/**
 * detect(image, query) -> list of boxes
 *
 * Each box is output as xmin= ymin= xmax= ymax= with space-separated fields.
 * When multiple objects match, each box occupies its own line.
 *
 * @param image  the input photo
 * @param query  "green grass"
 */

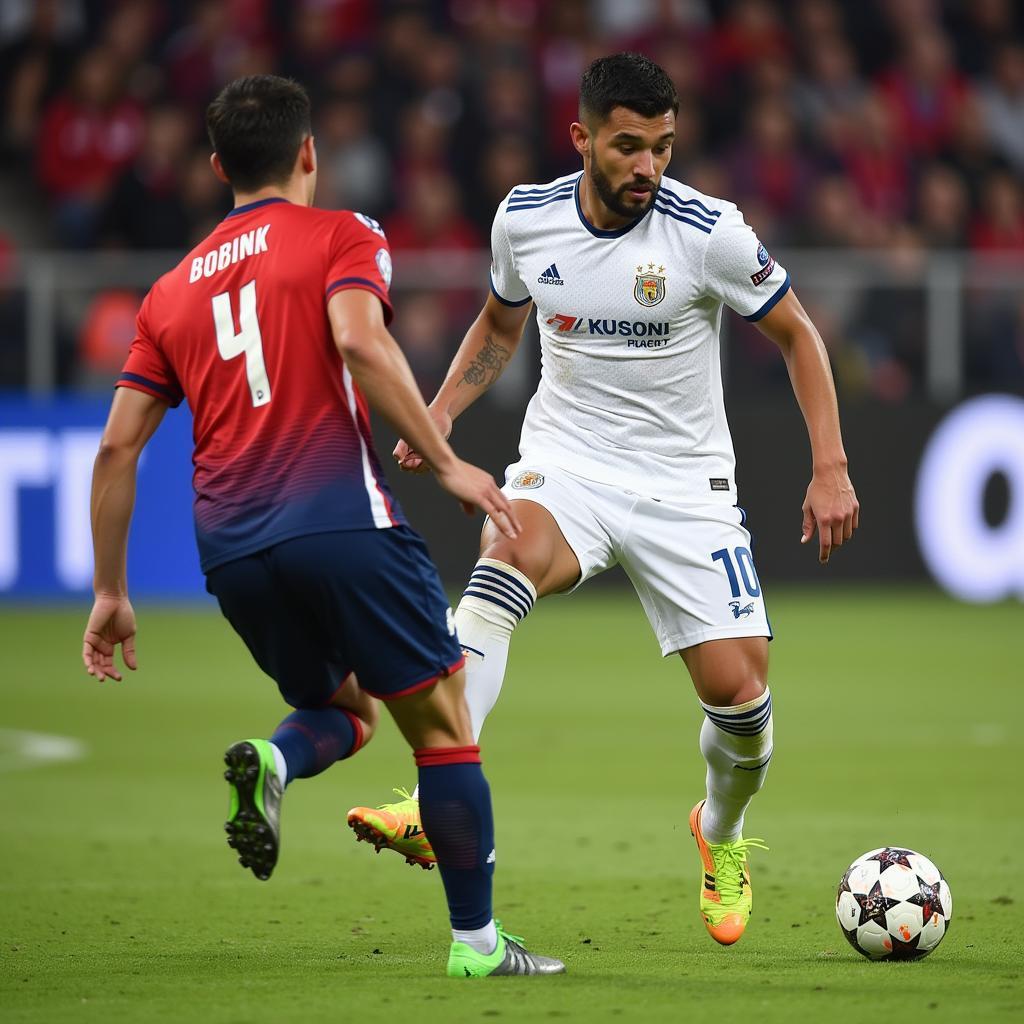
xmin=1 ymin=588 xmax=1021 ymax=1023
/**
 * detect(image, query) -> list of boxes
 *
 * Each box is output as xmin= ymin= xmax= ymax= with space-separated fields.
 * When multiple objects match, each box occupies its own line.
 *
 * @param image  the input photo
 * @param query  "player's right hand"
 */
xmin=82 ymin=593 xmax=138 ymax=682
xmin=393 ymin=407 xmax=453 ymax=474
xmin=435 ymin=458 xmax=521 ymax=539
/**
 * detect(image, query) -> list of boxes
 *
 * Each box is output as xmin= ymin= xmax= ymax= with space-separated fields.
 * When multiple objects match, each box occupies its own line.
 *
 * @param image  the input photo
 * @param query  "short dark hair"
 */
xmin=206 ymin=75 xmax=311 ymax=192
xmin=579 ymin=53 xmax=679 ymax=127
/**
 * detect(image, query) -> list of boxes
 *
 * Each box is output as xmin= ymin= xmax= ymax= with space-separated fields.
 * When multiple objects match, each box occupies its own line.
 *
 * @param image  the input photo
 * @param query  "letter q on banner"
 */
xmin=915 ymin=394 xmax=1024 ymax=603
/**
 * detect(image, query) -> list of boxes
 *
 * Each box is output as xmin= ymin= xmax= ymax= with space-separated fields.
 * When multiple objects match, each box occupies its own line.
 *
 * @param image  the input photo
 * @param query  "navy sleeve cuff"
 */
xmin=743 ymin=272 xmax=791 ymax=323
xmin=116 ymin=372 xmax=184 ymax=407
xmin=489 ymin=272 xmax=531 ymax=308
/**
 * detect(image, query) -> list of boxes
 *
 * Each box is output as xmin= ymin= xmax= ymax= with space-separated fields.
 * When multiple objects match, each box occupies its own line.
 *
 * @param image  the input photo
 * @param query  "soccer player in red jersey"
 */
xmin=80 ymin=75 xmax=563 ymax=977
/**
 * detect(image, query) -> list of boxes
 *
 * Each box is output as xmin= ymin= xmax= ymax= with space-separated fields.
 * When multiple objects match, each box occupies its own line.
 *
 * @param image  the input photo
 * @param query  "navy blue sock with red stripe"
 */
xmin=416 ymin=745 xmax=495 ymax=930
xmin=270 ymin=707 xmax=361 ymax=784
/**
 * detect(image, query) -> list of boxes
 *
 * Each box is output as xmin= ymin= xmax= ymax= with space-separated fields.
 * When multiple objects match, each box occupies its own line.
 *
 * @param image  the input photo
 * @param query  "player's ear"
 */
xmin=299 ymin=135 xmax=316 ymax=175
xmin=210 ymin=152 xmax=230 ymax=186
xmin=569 ymin=121 xmax=590 ymax=159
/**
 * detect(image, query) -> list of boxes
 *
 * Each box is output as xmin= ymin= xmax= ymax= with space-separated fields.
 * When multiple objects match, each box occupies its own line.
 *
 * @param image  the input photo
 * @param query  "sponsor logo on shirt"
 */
xmin=750 ymin=243 xmax=775 ymax=286
xmin=511 ymin=471 xmax=544 ymax=489
xmin=545 ymin=312 xmax=671 ymax=348
xmin=634 ymin=262 xmax=666 ymax=306
xmin=537 ymin=262 xmax=564 ymax=285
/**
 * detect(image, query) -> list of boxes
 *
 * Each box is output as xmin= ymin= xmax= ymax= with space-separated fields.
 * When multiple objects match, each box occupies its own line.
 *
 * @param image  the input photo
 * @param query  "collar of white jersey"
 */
xmin=574 ymin=173 xmax=654 ymax=239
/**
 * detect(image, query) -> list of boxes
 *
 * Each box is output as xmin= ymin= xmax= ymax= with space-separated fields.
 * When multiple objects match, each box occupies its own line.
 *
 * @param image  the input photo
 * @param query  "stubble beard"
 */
xmin=589 ymin=159 xmax=656 ymax=221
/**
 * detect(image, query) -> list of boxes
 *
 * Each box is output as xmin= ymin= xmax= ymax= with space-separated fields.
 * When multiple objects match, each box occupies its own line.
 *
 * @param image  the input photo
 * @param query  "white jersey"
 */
xmin=489 ymin=171 xmax=791 ymax=503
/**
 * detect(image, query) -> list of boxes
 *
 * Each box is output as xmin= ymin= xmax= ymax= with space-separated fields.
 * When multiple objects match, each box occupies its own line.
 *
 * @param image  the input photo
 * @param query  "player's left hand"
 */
xmin=82 ymin=593 xmax=138 ymax=682
xmin=801 ymin=464 xmax=859 ymax=565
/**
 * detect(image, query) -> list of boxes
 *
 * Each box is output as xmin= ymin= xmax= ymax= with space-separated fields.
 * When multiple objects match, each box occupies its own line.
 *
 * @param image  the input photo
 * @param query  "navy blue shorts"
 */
xmin=205 ymin=526 xmax=464 ymax=708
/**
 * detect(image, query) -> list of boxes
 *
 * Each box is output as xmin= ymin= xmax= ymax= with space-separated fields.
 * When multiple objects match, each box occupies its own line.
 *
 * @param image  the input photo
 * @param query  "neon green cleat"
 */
xmin=689 ymin=800 xmax=768 ymax=945
xmin=223 ymin=739 xmax=282 ymax=881
xmin=447 ymin=922 xmax=565 ymax=977
xmin=347 ymin=788 xmax=436 ymax=869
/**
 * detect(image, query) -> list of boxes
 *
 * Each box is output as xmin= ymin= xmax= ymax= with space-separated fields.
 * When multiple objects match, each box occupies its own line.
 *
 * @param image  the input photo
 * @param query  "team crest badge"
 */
xmin=634 ymin=263 xmax=666 ymax=307
xmin=511 ymin=470 xmax=544 ymax=490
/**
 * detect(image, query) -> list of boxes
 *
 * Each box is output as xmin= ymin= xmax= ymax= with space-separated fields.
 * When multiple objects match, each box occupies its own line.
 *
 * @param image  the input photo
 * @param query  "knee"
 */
xmin=478 ymin=539 xmax=542 ymax=585
xmin=684 ymin=637 xmax=769 ymax=708
xmin=700 ymin=676 xmax=764 ymax=708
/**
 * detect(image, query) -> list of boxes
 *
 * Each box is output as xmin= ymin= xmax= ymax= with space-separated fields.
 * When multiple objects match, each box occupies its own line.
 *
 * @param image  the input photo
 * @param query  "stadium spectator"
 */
xmin=36 ymin=46 xmax=145 ymax=246
xmin=979 ymin=43 xmax=1024 ymax=175
xmin=538 ymin=0 xmax=598 ymax=171
xmin=383 ymin=168 xmax=482 ymax=253
xmin=470 ymin=132 xmax=538 ymax=231
xmin=0 ymin=0 xmax=80 ymax=156
xmin=392 ymin=99 xmax=456 ymax=191
xmin=392 ymin=289 xmax=457 ymax=394
xmin=100 ymin=104 xmax=193 ymax=249
xmin=916 ymin=163 xmax=970 ymax=249
xmin=876 ymin=29 xmax=968 ymax=157
xmin=179 ymin=147 xmax=231 ymax=244
xmin=726 ymin=98 xmax=814 ymax=225
xmin=847 ymin=225 xmax=928 ymax=403
xmin=839 ymin=90 xmax=911 ymax=224
xmin=708 ymin=0 xmax=790 ymax=87
xmin=316 ymin=94 xmax=391 ymax=216
xmin=99 ymin=0 xmax=162 ymax=99
xmin=480 ymin=64 xmax=544 ymax=158
xmin=793 ymin=33 xmax=866 ymax=149
xmin=948 ymin=0 xmax=1021 ymax=75
xmin=162 ymin=0 xmax=250 ymax=111
xmin=797 ymin=175 xmax=880 ymax=248
xmin=970 ymin=169 xmax=1024 ymax=252
xmin=592 ymin=0 xmax=710 ymax=41
xmin=940 ymin=89 xmax=1006 ymax=207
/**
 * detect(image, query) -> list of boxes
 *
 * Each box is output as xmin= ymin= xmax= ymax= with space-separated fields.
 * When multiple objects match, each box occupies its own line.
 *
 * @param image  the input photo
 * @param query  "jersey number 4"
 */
xmin=211 ymin=280 xmax=271 ymax=407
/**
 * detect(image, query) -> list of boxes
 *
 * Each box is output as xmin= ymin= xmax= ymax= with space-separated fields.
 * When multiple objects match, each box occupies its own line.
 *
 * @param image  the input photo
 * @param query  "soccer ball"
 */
xmin=835 ymin=847 xmax=952 ymax=960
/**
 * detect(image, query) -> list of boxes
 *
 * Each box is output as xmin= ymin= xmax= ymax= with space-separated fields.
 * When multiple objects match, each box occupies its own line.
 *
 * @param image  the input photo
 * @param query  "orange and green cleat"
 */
xmin=347 ymin=788 xmax=435 ymax=869
xmin=689 ymin=799 xmax=768 ymax=945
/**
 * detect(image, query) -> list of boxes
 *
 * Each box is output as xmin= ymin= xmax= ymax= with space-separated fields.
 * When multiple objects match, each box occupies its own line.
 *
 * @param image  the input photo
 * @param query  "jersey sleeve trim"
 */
xmin=116 ymin=372 xmax=184 ymax=407
xmin=742 ymin=273 xmax=792 ymax=322
xmin=489 ymin=271 xmax=532 ymax=307
xmin=326 ymin=276 xmax=394 ymax=322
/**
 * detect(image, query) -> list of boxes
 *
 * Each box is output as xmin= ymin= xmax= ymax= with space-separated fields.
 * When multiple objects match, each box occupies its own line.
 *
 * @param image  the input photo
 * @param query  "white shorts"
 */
xmin=503 ymin=462 xmax=772 ymax=656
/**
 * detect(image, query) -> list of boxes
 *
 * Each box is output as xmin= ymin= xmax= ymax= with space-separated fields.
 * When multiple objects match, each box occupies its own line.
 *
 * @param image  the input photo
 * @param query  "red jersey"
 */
xmin=117 ymin=197 xmax=405 ymax=572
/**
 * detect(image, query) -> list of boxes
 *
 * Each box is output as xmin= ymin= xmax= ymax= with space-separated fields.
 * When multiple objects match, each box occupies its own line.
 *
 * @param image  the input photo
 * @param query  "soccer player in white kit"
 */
xmin=348 ymin=53 xmax=859 ymax=948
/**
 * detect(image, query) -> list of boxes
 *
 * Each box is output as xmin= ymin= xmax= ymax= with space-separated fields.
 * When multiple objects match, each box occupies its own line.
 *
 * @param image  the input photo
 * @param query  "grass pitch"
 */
xmin=1 ymin=587 xmax=1021 ymax=1023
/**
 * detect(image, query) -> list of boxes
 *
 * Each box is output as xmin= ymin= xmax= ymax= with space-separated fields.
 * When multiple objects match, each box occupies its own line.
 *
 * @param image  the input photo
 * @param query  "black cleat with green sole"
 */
xmin=223 ymin=739 xmax=282 ymax=882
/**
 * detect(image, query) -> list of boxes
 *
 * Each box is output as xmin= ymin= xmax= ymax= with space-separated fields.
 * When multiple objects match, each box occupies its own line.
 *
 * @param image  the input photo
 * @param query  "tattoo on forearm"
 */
xmin=459 ymin=333 xmax=510 ymax=388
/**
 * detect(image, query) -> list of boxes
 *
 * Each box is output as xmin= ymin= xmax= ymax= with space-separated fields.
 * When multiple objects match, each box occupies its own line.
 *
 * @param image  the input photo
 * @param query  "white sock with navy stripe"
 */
xmin=698 ymin=688 xmax=773 ymax=844
xmin=455 ymin=558 xmax=537 ymax=740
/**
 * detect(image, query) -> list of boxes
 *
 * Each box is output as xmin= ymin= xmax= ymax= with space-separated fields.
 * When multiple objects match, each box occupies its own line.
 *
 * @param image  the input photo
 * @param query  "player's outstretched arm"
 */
xmin=328 ymin=289 xmax=520 ymax=538
xmin=755 ymin=289 xmax=860 ymax=565
xmin=393 ymin=292 xmax=533 ymax=473
xmin=83 ymin=387 xmax=167 ymax=681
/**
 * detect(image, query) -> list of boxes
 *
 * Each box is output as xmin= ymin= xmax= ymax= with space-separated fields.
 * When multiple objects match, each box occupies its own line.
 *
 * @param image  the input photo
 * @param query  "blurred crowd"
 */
xmin=2 ymin=0 xmax=1023 ymax=398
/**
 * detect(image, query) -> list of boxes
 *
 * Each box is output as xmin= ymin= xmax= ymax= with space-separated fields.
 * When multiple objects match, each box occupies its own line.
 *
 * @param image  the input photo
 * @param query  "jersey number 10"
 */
xmin=211 ymin=280 xmax=271 ymax=407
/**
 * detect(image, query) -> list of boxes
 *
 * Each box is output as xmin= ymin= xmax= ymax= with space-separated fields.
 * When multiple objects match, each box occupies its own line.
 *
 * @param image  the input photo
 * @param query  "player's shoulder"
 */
xmin=652 ymin=175 xmax=739 ymax=240
xmin=308 ymin=206 xmax=389 ymax=241
xmin=501 ymin=172 xmax=581 ymax=218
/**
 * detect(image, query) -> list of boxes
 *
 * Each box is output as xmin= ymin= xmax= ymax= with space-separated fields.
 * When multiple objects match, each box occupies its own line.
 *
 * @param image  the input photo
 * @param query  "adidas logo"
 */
xmin=537 ymin=263 xmax=564 ymax=286
xmin=486 ymin=848 xmax=496 ymax=864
